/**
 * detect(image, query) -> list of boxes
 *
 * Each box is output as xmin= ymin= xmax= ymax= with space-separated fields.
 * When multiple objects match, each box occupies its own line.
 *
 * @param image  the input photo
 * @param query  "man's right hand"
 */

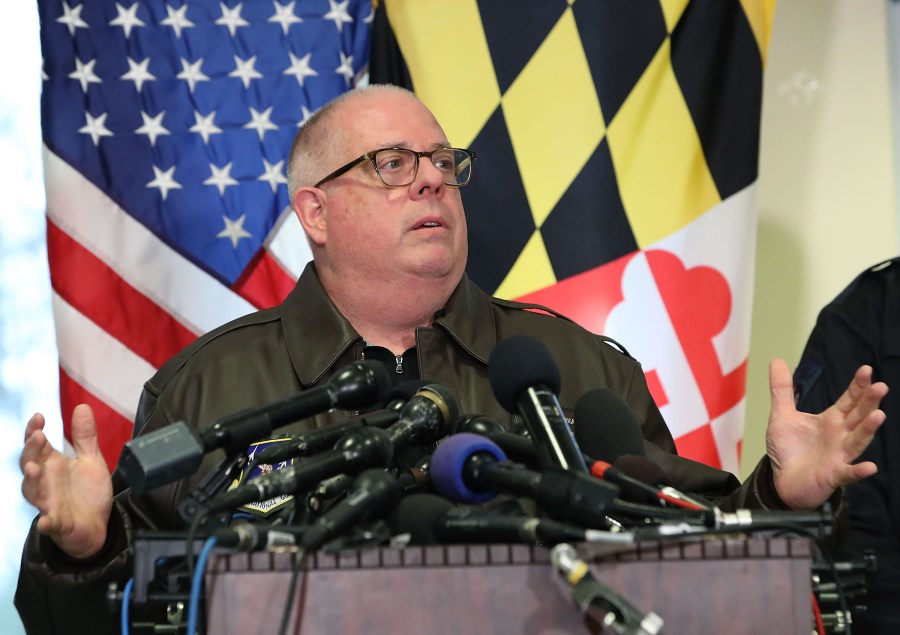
xmin=20 ymin=404 xmax=114 ymax=559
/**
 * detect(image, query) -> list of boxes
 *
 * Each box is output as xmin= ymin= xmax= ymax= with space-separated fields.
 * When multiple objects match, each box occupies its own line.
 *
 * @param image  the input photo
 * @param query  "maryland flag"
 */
xmin=374 ymin=0 xmax=776 ymax=474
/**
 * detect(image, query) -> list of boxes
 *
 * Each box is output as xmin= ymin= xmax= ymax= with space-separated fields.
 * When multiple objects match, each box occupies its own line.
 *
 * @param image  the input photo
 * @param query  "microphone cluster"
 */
xmin=117 ymin=336 xmax=833 ymax=557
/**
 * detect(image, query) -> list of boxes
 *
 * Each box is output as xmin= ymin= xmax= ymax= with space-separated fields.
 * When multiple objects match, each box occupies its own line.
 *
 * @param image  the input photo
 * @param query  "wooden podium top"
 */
xmin=204 ymin=536 xmax=814 ymax=634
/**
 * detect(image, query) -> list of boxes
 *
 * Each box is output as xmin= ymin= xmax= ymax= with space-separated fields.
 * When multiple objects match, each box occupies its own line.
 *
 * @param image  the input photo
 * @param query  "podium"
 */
xmin=204 ymin=537 xmax=813 ymax=634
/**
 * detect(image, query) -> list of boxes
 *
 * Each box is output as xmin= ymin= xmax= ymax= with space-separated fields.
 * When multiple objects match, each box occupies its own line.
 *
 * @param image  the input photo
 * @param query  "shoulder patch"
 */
xmin=228 ymin=438 xmax=298 ymax=517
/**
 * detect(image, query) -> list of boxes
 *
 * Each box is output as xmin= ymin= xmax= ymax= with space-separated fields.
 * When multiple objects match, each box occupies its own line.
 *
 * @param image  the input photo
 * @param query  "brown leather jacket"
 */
xmin=15 ymin=263 xmax=823 ymax=634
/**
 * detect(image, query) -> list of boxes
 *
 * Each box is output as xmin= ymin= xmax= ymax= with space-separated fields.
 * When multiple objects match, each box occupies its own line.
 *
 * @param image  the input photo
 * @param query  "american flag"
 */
xmin=37 ymin=0 xmax=373 ymax=470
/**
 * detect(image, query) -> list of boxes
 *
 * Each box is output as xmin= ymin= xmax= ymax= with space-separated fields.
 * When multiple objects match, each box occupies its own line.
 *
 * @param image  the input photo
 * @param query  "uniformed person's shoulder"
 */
xmin=829 ymin=256 xmax=899 ymax=309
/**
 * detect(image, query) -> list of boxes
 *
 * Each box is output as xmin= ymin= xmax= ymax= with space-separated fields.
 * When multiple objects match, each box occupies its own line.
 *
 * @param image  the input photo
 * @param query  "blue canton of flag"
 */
xmin=41 ymin=0 xmax=372 ymax=284
xmin=37 ymin=0 xmax=373 ymax=469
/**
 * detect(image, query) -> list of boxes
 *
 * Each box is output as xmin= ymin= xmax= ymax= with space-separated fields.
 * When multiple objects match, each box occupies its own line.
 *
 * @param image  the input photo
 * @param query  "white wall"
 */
xmin=742 ymin=0 xmax=899 ymax=479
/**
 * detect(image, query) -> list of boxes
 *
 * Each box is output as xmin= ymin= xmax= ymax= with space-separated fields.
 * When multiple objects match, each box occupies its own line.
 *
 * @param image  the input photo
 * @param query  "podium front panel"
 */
xmin=204 ymin=537 xmax=813 ymax=634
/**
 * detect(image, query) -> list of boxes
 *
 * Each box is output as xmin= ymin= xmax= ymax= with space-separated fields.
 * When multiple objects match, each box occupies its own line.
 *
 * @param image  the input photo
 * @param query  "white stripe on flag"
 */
xmin=265 ymin=206 xmax=312 ymax=280
xmin=53 ymin=292 xmax=155 ymax=421
xmin=43 ymin=146 xmax=256 ymax=335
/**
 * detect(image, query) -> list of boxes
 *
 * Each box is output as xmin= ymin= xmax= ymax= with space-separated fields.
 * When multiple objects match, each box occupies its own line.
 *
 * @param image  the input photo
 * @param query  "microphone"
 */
xmin=453 ymin=413 xmax=710 ymax=513
xmin=387 ymin=493 xmax=453 ymax=545
xmin=435 ymin=507 xmax=603 ymax=546
xmin=254 ymin=379 xmax=429 ymax=466
xmin=204 ymin=383 xmax=457 ymax=512
xmin=301 ymin=469 xmax=402 ymax=551
xmin=451 ymin=414 xmax=540 ymax=467
xmin=396 ymin=455 xmax=432 ymax=493
xmin=214 ymin=522 xmax=306 ymax=552
xmin=612 ymin=455 xmax=712 ymax=511
xmin=589 ymin=458 xmax=667 ymax=507
xmin=118 ymin=360 xmax=391 ymax=493
xmin=430 ymin=433 xmax=623 ymax=529
xmin=551 ymin=543 xmax=664 ymax=635
xmin=573 ymin=387 xmax=646 ymax=461
xmin=387 ymin=493 xmax=609 ymax=546
xmin=488 ymin=335 xmax=588 ymax=473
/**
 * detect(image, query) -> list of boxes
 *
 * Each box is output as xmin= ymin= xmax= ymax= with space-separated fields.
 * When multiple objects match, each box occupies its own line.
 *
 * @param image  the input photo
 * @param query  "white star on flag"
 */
xmin=205 ymin=163 xmax=240 ymax=196
xmin=146 ymin=165 xmax=182 ymax=200
xmin=217 ymin=214 xmax=253 ymax=248
xmin=57 ymin=2 xmax=89 ymax=36
xmin=245 ymin=107 xmax=279 ymax=141
xmin=78 ymin=112 xmax=113 ymax=145
xmin=110 ymin=3 xmax=145 ymax=38
xmin=230 ymin=56 xmax=263 ymax=89
xmin=135 ymin=112 xmax=170 ymax=146
xmin=284 ymin=51 xmax=318 ymax=87
xmin=177 ymin=58 xmax=209 ymax=93
xmin=190 ymin=111 xmax=223 ymax=144
xmin=162 ymin=4 xmax=194 ymax=38
xmin=324 ymin=0 xmax=354 ymax=33
xmin=258 ymin=159 xmax=288 ymax=192
xmin=335 ymin=51 xmax=354 ymax=86
xmin=70 ymin=58 xmax=102 ymax=92
xmin=216 ymin=2 xmax=249 ymax=37
xmin=269 ymin=1 xmax=303 ymax=34
xmin=121 ymin=57 xmax=156 ymax=92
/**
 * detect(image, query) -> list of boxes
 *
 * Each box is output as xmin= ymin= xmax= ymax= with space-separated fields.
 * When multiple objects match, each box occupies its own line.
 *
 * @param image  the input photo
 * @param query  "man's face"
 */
xmin=313 ymin=92 xmax=469 ymax=286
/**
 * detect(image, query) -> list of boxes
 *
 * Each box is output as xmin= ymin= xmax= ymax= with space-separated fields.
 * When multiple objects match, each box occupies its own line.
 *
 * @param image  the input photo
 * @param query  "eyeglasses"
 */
xmin=314 ymin=147 xmax=477 ymax=188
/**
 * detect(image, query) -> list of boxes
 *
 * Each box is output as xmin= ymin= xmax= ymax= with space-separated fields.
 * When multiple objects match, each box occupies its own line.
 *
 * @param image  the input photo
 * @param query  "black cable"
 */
xmin=277 ymin=548 xmax=309 ymax=635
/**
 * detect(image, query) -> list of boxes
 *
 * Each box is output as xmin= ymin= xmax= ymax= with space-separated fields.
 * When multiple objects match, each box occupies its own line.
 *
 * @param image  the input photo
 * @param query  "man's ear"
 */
xmin=293 ymin=187 xmax=327 ymax=246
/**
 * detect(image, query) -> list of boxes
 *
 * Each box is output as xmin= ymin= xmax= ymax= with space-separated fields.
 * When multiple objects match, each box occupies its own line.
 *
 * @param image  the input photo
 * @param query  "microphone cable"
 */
xmin=187 ymin=535 xmax=218 ymax=635
xmin=277 ymin=547 xmax=310 ymax=635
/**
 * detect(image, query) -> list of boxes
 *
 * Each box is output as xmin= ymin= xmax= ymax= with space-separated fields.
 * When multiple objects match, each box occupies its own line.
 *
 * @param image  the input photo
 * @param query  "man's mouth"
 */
xmin=415 ymin=220 xmax=443 ymax=229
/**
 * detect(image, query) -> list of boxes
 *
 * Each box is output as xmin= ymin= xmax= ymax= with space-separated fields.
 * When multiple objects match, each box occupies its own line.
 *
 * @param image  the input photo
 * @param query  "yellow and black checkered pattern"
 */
xmin=376 ymin=0 xmax=774 ymax=298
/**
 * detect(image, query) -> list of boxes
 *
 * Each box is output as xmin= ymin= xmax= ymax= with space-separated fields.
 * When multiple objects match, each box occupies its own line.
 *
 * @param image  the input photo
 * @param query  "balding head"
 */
xmin=287 ymin=84 xmax=421 ymax=200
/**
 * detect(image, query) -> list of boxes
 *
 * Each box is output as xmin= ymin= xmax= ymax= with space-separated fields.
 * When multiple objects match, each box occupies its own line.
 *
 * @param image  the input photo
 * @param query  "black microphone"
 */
xmin=204 ymin=383 xmax=457 ymax=512
xmin=430 ymin=433 xmax=624 ymax=529
xmin=488 ymin=335 xmax=588 ymax=473
xmin=204 ymin=426 xmax=394 ymax=512
xmin=387 ymin=493 xmax=453 ymax=545
xmin=255 ymin=411 xmax=399 ymax=467
xmin=612 ymin=455 xmax=711 ymax=511
xmin=396 ymin=455 xmax=432 ymax=493
xmin=254 ymin=379 xmax=429 ymax=466
xmin=434 ymin=507 xmax=599 ymax=546
xmin=387 ymin=493 xmax=603 ymax=546
xmin=573 ymin=387 xmax=646 ymax=461
xmin=306 ymin=473 xmax=354 ymax=512
xmin=589 ymin=458 xmax=666 ymax=507
xmin=451 ymin=414 xmax=539 ymax=467
xmin=214 ymin=522 xmax=306 ymax=552
xmin=301 ymin=469 xmax=402 ymax=551
xmin=118 ymin=360 xmax=391 ymax=493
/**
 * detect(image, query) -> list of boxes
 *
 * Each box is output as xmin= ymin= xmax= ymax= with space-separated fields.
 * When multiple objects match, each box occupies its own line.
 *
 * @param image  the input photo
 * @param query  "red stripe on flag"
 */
xmin=232 ymin=249 xmax=297 ymax=309
xmin=46 ymin=220 xmax=198 ymax=368
xmin=59 ymin=369 xmax=134 ymax=472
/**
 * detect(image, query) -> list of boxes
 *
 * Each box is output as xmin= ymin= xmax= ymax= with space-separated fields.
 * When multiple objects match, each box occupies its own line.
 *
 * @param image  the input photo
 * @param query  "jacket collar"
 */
xmin=280 ymin=263 xmax=500 ymax=384
xmin=281 ymin=262 xmax=361 ymax=386
xmin=432 ymin=272 xmax=498 ymax=365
